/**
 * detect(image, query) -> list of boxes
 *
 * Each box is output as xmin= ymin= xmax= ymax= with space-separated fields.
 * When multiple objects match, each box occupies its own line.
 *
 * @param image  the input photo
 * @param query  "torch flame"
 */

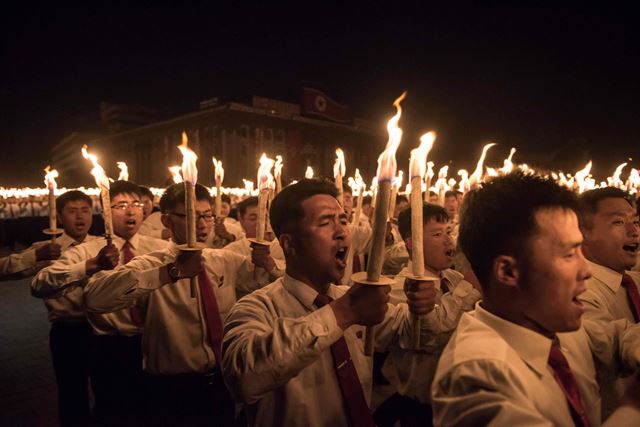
xmin=393 ymin=170 xmax=404 ymax=188
xmin=274 ymin=155 xmax=283 ymax=179
xmin=116 ymin=162 xmax=129 ymax=181
xmin=611 ymin=162 xmax=628 ymax=188
xmin=354 ymin=168 xmax=365 ymax=196
xmin=243 ymin=179 xmax=254 ymax=194
xmin=177 ymin=132 xmax=198 ymax=185
xmin=168 ymin=166 xmax=183 ymax=184
xmin=334 ymin=148 xmax=346 ymax=178
xmin=409 ymin=131 xmax=436 ymax=179
xmin=457 ymin=169 xmax=469 ymax=193
xmin=305 ymin=166 xmax=314 ymax=179
xmin=258 ymin=153 xmax=275 ymax=191
xmin=377 ymin=92 xmax=407 ymax=181
xmin=574 ymin=160 xmax=592 ymax=193
xmin=81 ymin=145 xmax=111 ymax=189
xmin=500 ymin=147 xmax=516 ymax=174
xmin=212 ymin=157 xmax=224 ymax=183
xmin=470 ymin=142 xmax=497 ymax=186
xmin=44 ymin=166 xmax=59 ymax=189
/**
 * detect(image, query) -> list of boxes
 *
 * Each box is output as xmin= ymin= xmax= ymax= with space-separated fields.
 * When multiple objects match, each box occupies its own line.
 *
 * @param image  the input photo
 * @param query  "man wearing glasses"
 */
xmin=33 ymin=180 xmax=170 ymax=424
xmin=84 ymin=183 xmax=259 ymax=426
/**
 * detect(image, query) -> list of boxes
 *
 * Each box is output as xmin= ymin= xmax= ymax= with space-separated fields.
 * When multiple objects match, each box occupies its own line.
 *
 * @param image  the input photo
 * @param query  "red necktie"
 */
xmin=548 ymin=339 xmax=591 ymax=427
xmin=440 ymin=277 xmax=451 ymax=294
xmin=197 ymin=270 xmax=224 ymax=365
xmin=122 ymin=241 xmax=144 ymax=326
xmin=621 ymin=274 xmax=640 ymax=322
xmin=314 ymin=294 xmax=375 ymax=427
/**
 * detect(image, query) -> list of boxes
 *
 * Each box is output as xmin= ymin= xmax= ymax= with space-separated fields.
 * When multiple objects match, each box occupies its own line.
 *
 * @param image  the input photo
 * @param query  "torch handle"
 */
xmin=364 ymin=326 xmax=375 ymax=356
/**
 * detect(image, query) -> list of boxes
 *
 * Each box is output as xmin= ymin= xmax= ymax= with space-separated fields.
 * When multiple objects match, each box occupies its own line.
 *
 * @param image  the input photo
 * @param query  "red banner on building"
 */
xmin=301 ymin=87 xmax=351 ymax=124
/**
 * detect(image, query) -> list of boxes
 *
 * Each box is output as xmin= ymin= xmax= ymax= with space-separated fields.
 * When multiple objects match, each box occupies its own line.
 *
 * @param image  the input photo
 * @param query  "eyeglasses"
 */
xmin=111 ymin=201 xmax=145 ymax=210
xmin=170 ymin=212 xmax=214 ymax=222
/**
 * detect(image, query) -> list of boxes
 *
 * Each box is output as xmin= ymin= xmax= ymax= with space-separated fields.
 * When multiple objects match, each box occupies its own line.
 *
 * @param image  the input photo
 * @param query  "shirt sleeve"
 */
xmin=84 ymin=252 xmax=170 ymax=313
xmin=30 ymin=245 xmax=90 ymax=298
xmin=138 ymin=218 xmax=165 ymax=239
xmin=221 ymin=291 xmax=344 ymax=404
xmin=0 ymin=247 xmax=38 ymax=280
xmin=432 ymin=359 xmax=555 ymax=426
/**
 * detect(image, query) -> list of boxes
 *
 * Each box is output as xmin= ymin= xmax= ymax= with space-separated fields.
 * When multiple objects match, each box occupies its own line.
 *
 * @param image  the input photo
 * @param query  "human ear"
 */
xmin=160 ymin=213 xmax=171 ymax=229
xmin=280 ymin=234 xmax=296 ymax=257
xmin=493 ymin=255 xmax=519 ymax=288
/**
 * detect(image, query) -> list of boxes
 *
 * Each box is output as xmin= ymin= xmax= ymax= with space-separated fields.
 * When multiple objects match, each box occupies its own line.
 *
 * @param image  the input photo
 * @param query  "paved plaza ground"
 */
xmin=0 ymin=277 xmax=57 ymax=426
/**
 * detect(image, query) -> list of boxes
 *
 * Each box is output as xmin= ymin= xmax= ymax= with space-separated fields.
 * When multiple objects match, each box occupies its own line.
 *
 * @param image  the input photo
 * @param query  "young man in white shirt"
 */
xmin=375 ymin=203 xmax=481 ymax=427
xmin=432 ymin=172 xmax=640 ymax=426
xmin=138 ymin=185 xmax=170 ymax=240
xmin=578 ymin=187 xmax=640 ymax=417
xmin=84 ymin=183 xmax=256 ymax=425
xmin=207 ymin=193 xmax=246 ymax=248
xmin=222 ymin=178 xmax=437 ymax=427
xmin=3 ymin=191 xmax=96 ymax=425
xmin=33 ymin=180 xmax=170 ymax=423
xmin=225 ymin=196 xmax=286 ymax=299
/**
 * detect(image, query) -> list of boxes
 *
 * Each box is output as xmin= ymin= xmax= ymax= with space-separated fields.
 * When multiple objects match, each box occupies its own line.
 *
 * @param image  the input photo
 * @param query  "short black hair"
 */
xmin=221 ymin=194 xmax=231 ymax=205
xmin=237 ymin=196 xmax=258 ymax=218
xmin=459 ymin=172 xmax=578 ymax=290
xmin=109 ymin=180 xmax=142 ymax=200
xmin=56 ymin=190 xmax=92 ymax=216
xmin=578 ymin=187 xmax=633 ymax=230
xmin=445 ymin=190 xmax=458 ymax=199
xmin=159 ymin=183 xmax=212 ymax=213
xmin=270 ymin=178 xmax=337 ymax=237
xmin=363 ymin=195 xmax=372 ymax=206
xmin=396 ymin=194 xmax=408 ymax=205
xmin=138 ymin=185 xmax=154 ymax=200
xmin=342 ymin=182 xmax=352 ymax=195
xmin=397 ymin=203 xmax=449 ymax=240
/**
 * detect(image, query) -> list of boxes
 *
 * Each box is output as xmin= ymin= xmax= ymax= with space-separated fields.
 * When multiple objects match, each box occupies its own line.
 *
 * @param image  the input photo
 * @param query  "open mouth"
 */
xmin=335 ymin=247 xmax=347 ymax=267
xmin=445 ymin=249 xmax=455 ymax=257
xmin=623 ymin=243 xmax=639 ymax=254
xmin=125 ymin=219 xmax=137 ymax=227
xmin=75 ymin=222 xmax=85 ymax=228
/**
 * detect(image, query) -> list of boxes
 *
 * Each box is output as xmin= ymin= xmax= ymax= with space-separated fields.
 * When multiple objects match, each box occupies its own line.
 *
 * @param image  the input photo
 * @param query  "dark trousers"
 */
xmin=373 ymin=393 xmax=434 ymax=427
xmin=49 ymin=320 xmax=92 ymax=427
xmin=89 ymin=334 xmax=144 ymax=425
xmin=144 ymin=370 xmax=235 ymax=427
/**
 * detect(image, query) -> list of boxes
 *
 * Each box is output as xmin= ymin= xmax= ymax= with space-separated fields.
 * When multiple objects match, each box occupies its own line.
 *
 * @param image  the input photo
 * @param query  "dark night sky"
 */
xmin=1 ymin=4 xmax=639 ymax=186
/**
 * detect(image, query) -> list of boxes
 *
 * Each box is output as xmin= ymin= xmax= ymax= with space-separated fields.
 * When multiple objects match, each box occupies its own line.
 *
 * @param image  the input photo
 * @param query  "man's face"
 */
xmin=110 ymin=193 xmax=144 ymax=240
xmin=60 ymin=200 xmax=93 ymax=240
xmin=289 ymin=194 xmax=351 ymax=285
xmin=162 ymin=200 xmax=213 ymax=244
xmin=240 ymin=205 xmax=259 ymax=239
xmin=421 ymin=218 xmax=455 ymax=273
xmin=444 ymin=196 xmax=459 ymax=217
xmin=581 ymin=197 xmax=640 ymax=272
xmin=220 ymin=201 xmax=231 ymax=218
xmin=428 ymin=193 xmax=438 ymax=203
xmin=141 ymin=195 xmax=154 ymax=219
xmin=343 ymin=192 xmax=354 ymax=216
xmin=519 ymin=208 xmax=591 ymax=334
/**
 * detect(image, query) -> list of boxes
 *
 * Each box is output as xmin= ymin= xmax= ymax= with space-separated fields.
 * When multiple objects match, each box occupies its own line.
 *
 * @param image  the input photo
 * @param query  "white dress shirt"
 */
xmin=84 ymin=243 xmax=253 ymax=374
xmin=432 ymin=303 xmax=640 ymax=426
xmin=384 ymin=264 xmax=481 ymax=403
xmin=224 ymin=237 xmax=285 ymax=299
xmin=137 ymin=211 xmax=166 ymax=239
xmin=1 ymin=233 xmax=96 ymax=280
xmin=580 ymin=261 xmax=640 ymax=418
xmin=1 ymin=233 xmax=98 ymax=322
xmin=222 ymin=274 xmax=433 ymax=427
xmin=32 ymin=233 xmax=170 ymax=334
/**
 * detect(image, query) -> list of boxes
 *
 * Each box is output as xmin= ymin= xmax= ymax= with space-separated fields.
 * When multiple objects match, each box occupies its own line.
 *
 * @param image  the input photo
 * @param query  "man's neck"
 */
xmin=286 ymin=268 xmax=331 ymax=294
xmin=481 ymin=298 xmax=555 ymax=339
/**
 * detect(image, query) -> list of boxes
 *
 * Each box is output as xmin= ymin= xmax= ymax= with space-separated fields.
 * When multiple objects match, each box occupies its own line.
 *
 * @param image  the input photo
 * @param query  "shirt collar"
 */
xmin=474 ymin=303 xmax=553 ymax=377
xmin=282 ymin=274 xmax=340 ymax=311
xmin=588 ymin=260 xmax=623 ymax=292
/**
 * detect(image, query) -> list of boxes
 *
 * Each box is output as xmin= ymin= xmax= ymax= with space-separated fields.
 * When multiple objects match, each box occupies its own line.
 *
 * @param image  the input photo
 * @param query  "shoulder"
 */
xmin=138 ymin=234 xmax=171 ymax=250
xmin=228 ymin=278 xmax=287 ymax=318
xmin=443 ymin=268 xmax=464 ymax=284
